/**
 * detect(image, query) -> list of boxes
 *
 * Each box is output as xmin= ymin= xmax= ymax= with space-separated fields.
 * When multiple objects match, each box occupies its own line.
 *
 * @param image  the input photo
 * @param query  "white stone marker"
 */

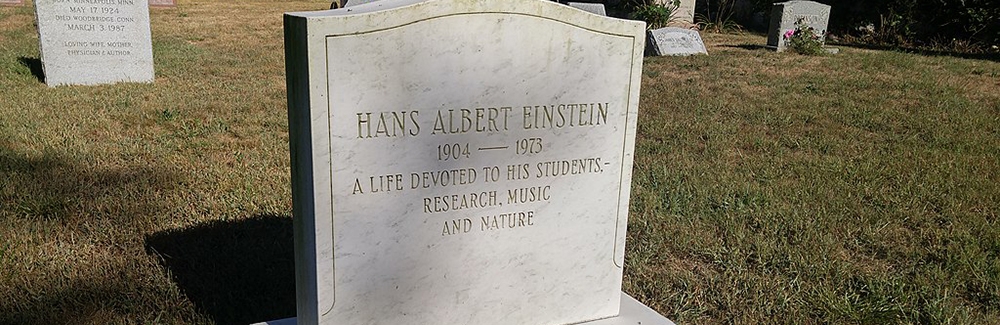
xmin=281 ymin=0 xmax=674 ymax=325
xmin=649 ymin=27 xmax=707 ymax=56
xmin=34 ymin=0 xmax=154 ymax=86
xmin=673 ymin=0 xmax=696 ymax=26
xmin=766 ymin=0 xmax=831 ymax=52
xmin=567 ymin=2 xmax=606 ymax=16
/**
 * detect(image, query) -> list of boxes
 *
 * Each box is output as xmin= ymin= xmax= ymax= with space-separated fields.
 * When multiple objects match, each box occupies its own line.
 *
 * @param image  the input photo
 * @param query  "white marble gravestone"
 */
xmin=34 ymin=0 xmax=154 ymax=86
xmin=766 ymin=0 xmax=831 ymax=51
xmin=281 ymin=0 xmax=674 ymax=324
xmin=649 ymin=27 xmax=707 ymax=56
xmin=567 ymin=2 xmax=606 ymax=16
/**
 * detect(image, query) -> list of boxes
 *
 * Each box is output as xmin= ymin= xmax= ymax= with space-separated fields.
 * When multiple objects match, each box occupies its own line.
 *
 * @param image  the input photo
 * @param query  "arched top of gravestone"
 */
xmin=285 ymin=0 xmax=644 ymax=36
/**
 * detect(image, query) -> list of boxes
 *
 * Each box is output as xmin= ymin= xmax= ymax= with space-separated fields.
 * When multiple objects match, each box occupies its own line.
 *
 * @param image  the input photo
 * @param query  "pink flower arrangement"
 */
xmin=783 ymin=29 xmax=795 ymax=39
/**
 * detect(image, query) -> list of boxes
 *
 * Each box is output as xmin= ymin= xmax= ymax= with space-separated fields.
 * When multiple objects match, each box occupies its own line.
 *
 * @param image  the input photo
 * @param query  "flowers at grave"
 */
xmin=783 ymin=18 xmax=825 ymax=55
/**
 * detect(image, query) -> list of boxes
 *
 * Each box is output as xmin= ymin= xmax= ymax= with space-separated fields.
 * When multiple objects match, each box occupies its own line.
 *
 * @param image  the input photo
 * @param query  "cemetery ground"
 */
xmin=1 ymin=1 xmax=999 ymax=324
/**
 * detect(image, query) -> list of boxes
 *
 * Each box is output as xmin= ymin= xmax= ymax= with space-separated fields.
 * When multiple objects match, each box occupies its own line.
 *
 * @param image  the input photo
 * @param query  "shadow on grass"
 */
xmin=722 ymin=44 xmax=769 ymax=51
xmin=145 ymin=214 xmax=296 ymax=325
xmin=0 ymin=146 xmax=176 ymax=223
xmin=0 ymin=147 xmax=186 ymax=324
xmin=0 ymin=278 xmax=184 ymax=325
xmin=830 ymin=42 xmax=1000 ymax=62
xmin=720 ymin=42 xmax=1000 ymax=62
xmin=16 ymin=56 xmax=44 ymax=83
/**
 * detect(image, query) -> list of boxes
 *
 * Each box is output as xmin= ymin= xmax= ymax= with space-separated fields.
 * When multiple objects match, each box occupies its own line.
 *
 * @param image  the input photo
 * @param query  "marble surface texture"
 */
xmin=766 ymin=0 xmax=831 ymax=51
xmin=284 ymin=0 xmax=659 ymax=324
xmin=649 ymin=27 xmax=707 ymax=56
xmin=567 ymin=2 xmax=606 ymax=16
xmin=34 ymin=0 xmax=154 ymax=86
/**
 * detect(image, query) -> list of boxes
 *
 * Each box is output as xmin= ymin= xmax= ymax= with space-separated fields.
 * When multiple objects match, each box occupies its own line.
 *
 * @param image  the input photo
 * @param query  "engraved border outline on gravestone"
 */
xmin=321 ymin=11 xmax=641 ymax=307
xmin=613 ymin=41 xmax=636 ymax=268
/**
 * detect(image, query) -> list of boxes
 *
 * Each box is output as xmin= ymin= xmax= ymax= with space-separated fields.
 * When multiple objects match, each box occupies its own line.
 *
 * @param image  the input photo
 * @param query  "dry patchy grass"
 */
xmin=1 ymin=2 xmax=329 ymax=324
xmin=629 ymin=33 xmax=1000 ymax=324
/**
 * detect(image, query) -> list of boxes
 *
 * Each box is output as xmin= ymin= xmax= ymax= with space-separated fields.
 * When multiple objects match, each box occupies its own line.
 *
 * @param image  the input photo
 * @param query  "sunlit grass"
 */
xmin=626 ymin=33 xmax=1000 ymax=324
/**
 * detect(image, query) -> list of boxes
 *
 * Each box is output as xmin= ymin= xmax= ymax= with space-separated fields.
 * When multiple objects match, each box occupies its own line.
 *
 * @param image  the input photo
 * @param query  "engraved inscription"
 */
xmin=793 ymin=14 xmax=821 ymax=24
xmin=343 ymin=103 xmax=616 ymax=237
xmin=45 ymin=0 xmax=141 ymax=57
xmin=440 ymin=211 xmax=536 ymax=236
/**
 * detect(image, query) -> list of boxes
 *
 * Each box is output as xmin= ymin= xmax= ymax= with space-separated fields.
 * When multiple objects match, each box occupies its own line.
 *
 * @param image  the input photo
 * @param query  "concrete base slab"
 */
xmin=252 ymin=292 xmax=675 ymax=325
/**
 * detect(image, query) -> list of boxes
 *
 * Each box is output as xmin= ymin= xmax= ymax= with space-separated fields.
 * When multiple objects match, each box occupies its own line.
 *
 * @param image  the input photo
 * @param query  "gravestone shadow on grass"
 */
xmin=832 ymin=42 xmax=1000 ymax=63
xmin=3 ymin=278 xmax=165 ymax=324
xmin=145 ymin=214 xmax=296 ymax=325
xmin=0 ymin=146 xmax=177 ymax=224
xmin=0 ymin=147 xmax=183 ymax=324
xmin=720 ymin=41 xmax=999 ymax=62
xmin=17 ymin=56 xmax=44 ymax=83
xmin=723 ymin=44 xmax=769 ymax=51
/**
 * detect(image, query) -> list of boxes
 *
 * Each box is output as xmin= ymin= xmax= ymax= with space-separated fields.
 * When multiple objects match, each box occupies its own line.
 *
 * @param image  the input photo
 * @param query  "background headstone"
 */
xmin=149 ymin=0 xmax=176 ymax=7
xmin=283 ymin=0 xmax=673 ymax=324
xmin=567 ymin=2 xmax=606 ymax=16
xmin=0 ymin=0 xmax=23 ymax=6
xmin=766 ymin=0 xmax=831 ymax=51
xmin=343 ymin=0 xmax=380 ymax=7
xmin=673 ymin=0 xmax=695 ymax=26
xmin=34 ymin=0 xmax=154 ymax=86
xmin=648 ymin=27 xmax=707 ymax=56
xmin=647 ymin=0 xmax=695 ymax=27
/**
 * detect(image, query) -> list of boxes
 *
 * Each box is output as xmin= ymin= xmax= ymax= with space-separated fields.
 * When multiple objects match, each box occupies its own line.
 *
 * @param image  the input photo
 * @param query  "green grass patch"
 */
xmin=627 ymin=34 xmax=1000 ymax=324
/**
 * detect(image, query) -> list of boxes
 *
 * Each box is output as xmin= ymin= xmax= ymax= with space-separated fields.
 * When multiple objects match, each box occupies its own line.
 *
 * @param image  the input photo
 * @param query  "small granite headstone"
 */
xmin=279 ymin=0 xmax=675 ymax=324
xmin=766 ymin=0 xmax=830 ymax=52
xmin=34 ymin=0 xmax=154 ymax=86
xmin=0 ymin=0 xmax=23 ymax=6
xmin=567 ymin=2 xmax=606 ymax=16
xmin=648 ymin=27 xmax=707 ymax=56
xmin=148 ymin=0 xmax=175 ymax=7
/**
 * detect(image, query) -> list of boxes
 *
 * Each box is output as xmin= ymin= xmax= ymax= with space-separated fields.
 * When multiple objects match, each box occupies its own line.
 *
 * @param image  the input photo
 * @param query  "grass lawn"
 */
xmin=2 ymin=1 xmax=1000 ymax=324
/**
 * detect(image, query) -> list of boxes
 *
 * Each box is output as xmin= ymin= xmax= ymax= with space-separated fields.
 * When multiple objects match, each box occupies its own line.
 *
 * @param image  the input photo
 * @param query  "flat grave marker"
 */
xmin=766 ymin=0 xmax=831 ymax=52
xmin=280 ymin=0 xmax=675 ymax=324
xmin=0 ymin=0 xmax=23 ymax=7
xmin=567 ymin=2 xmax=606 ymax=16
xmin=34 ymin=0 xmax=154 ymax=86
xmin=648 ymin=27 xmax=707 ymax=56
